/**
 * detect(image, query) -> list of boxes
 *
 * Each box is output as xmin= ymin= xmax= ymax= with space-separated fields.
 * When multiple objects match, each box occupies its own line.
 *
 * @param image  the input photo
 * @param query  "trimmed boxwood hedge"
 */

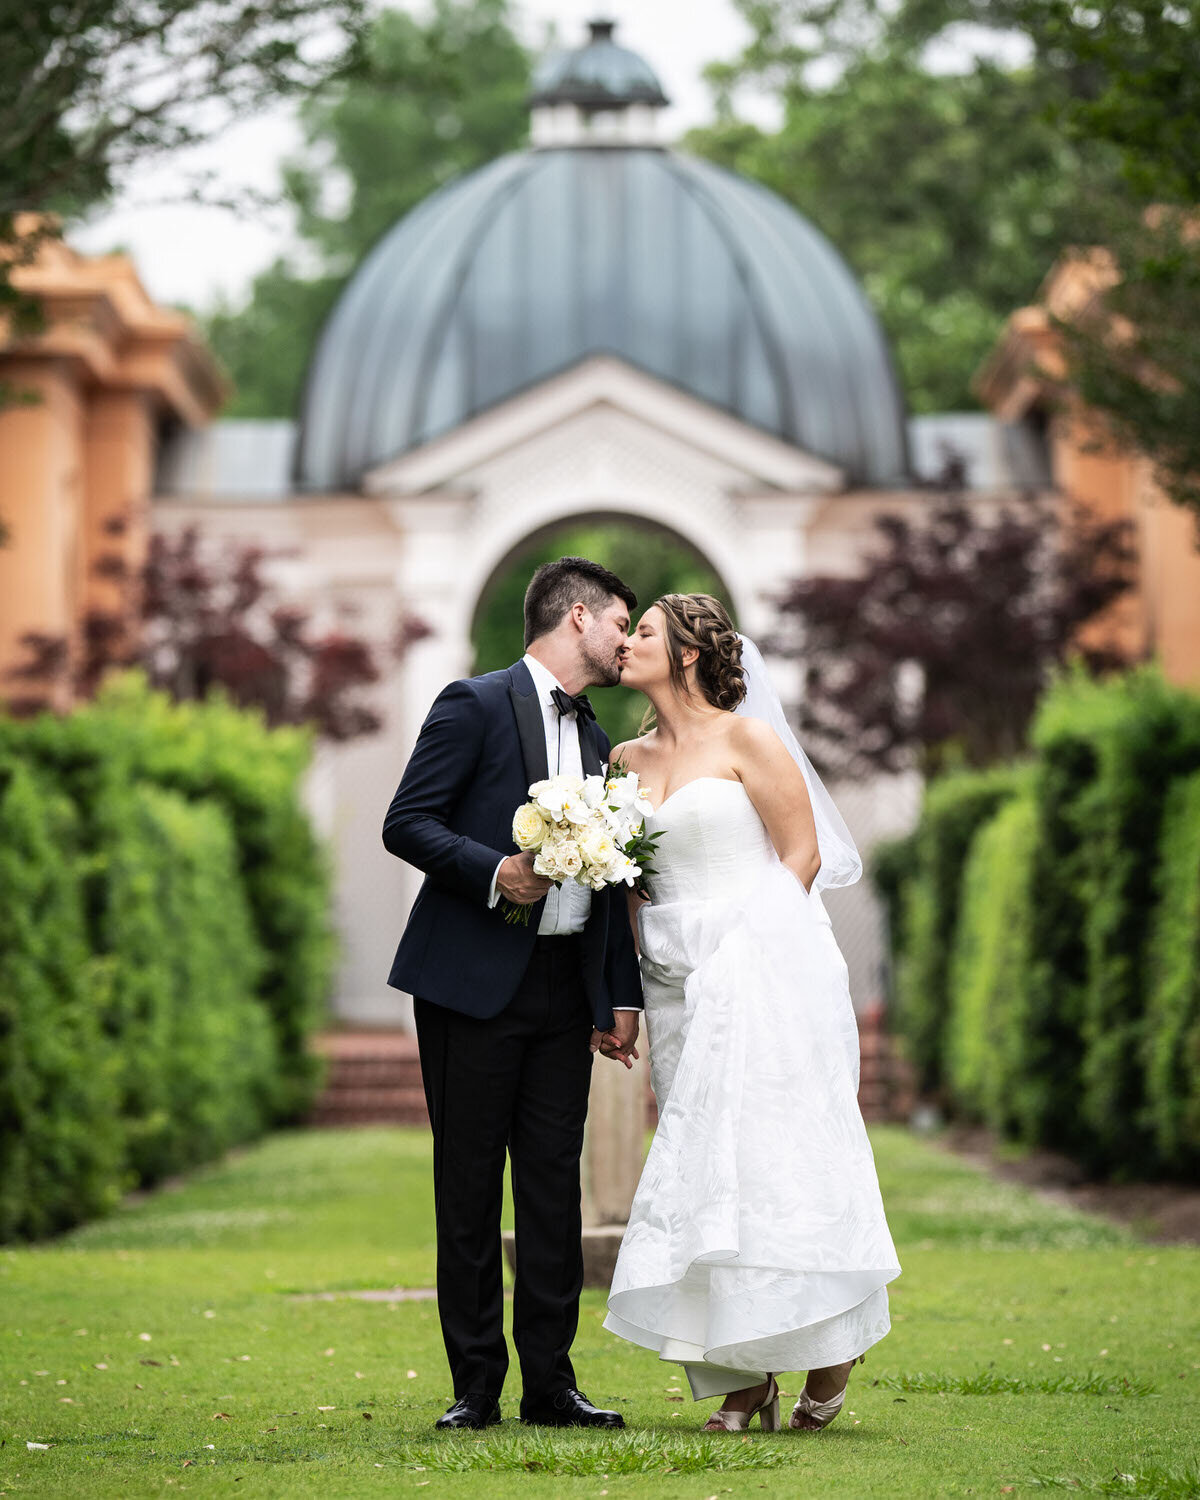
xmin=0 ymin=673 xmax=334 ymax=1240
xmin=1032 ymin=668 xmax=1200 ymax=1172
xmin=1143 ymin=769 xmax=1200 ymax=1175
xmin=0 ymin=759 xmax=123 ymax=1239
xmin=888 ymin=765 xmax=1028 ymax=1095
xmin=946 ymin=792 xmax=1040 ymax=1139
xmin=882 ymin=667 xmax=1200 ymax=1180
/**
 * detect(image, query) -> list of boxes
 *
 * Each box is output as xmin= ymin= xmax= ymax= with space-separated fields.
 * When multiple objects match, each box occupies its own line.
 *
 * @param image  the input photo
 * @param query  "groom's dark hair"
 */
xmin=524 ymin=557 xmax=637 ymax=647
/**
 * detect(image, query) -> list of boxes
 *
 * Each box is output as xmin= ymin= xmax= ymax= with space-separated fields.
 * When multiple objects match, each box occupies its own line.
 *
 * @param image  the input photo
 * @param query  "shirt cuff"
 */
xmin=487 ymin=857 xmax=506 ymax=909
xmin=611 ymin=1006 xmax=640 ymax=1011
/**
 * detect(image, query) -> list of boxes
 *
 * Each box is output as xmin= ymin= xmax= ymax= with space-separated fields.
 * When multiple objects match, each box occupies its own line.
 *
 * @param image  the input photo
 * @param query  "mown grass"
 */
xmin=1 ymin=1123 xmax=1197 ymax=1498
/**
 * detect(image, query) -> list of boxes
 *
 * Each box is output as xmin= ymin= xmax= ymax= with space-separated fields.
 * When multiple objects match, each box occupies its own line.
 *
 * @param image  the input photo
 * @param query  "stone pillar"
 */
xmin=0 ymin=359 xmax=86 ymax=709
xmin=82 ymin=388 xmax=154 ymax=635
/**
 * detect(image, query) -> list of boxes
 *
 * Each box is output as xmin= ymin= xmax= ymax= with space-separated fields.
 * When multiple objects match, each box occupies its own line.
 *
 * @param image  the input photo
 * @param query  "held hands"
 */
xmin=497 ymin=850 xmax=552 ymax=906
xmin=590 ymin=1010 xmax=641 ymax=1069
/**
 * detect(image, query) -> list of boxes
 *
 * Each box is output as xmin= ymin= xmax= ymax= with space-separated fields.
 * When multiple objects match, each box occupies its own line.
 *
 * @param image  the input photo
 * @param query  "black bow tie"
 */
xmin=550 ymin=687 xmax=596 ymax=722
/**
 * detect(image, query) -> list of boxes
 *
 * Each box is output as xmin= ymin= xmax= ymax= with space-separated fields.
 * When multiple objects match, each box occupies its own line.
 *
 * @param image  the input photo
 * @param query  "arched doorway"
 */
xmin=469 ymin=514 xmax=736 ymax=747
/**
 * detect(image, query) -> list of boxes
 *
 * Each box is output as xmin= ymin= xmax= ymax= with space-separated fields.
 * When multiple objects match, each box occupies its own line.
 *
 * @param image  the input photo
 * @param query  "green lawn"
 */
xmin=2 ymin=1125 xmax=1198 ymax=1499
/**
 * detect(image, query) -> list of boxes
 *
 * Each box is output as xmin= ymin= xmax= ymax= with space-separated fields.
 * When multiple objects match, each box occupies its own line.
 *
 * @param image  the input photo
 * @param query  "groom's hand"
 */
xmin=496 ymin=851 xmax=552 ymax=906
xmin=591 ymin=1012 xmax=640 ymax=1069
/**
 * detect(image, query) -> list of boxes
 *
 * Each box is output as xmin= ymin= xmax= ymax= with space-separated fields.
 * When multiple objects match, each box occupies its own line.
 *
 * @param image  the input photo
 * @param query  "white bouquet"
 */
xmin=502 ymin=761 xmax=662 ymax=925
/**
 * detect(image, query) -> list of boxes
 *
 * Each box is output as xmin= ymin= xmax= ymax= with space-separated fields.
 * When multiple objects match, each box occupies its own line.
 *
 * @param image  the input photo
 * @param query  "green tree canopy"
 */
xmin=0 ymin=0 xmax=368 ymax=424
xmin=0 ymin=0 xmax=367 ymax=325
xmin=205 ymin=0 xmax=530 ymax=418
xmin=1008 ymin=0 xmax=1200 ymax=519
xmin=686 ymin=0 xmax=1126 ymax=414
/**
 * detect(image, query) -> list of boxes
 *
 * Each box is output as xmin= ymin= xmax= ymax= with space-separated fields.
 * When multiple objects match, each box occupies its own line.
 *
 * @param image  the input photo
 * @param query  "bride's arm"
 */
xmin=732 ymin=717 xmax=822 ymax=892
xmin=609 ymin=739 xmax=649 ymax=948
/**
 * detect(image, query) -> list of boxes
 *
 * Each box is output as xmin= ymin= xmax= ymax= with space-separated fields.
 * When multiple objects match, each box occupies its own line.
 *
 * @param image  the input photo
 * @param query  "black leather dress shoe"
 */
xmin=435 ymin=1394 xmax=501 ymax=1430
xmin=520 ymin=1387 xmax=624 ymax=1428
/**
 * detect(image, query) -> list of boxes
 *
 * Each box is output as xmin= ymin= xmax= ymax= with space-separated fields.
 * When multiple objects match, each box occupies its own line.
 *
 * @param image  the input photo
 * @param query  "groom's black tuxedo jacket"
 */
xmin=382 ymin=659 xmax=643 ymax=1033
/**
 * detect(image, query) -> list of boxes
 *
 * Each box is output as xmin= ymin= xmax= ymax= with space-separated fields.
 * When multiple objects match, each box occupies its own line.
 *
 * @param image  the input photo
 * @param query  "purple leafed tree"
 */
xmin=771 ymin=480 xmax=1139 ymax=776
xmin=10 ymin=523 xmax=431 ymax=740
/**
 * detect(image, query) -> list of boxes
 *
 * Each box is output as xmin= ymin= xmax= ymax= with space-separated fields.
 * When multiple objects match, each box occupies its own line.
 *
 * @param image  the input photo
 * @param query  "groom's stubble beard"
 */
xmin=579 ymin=629 xmax=623 ymax=689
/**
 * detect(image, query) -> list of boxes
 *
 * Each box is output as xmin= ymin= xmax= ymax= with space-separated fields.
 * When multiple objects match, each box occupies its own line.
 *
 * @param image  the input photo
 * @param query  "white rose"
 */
xmin=580 ymin=827 xmax=617 ymax=870
xmin=555 ymin=843 xmax=583 ymax=879
xmin=532 ymin=828 xmax=580 ymax=880
xmin=533 ymin=840 xmax=563 ymax=879
xmin=512 ymin=802 xmax=549 ymax=850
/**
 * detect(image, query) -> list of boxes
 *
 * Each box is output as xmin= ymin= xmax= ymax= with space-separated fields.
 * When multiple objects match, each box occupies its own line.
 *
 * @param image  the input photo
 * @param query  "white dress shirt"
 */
xmin=488 ymin=653 xmax=592 ymax=935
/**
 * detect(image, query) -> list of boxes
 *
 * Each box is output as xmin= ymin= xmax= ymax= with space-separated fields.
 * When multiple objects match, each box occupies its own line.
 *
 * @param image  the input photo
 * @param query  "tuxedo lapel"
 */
xmin=508 ymin=661 xmax=549 ymax=788
xmin=578 ymin=716 xmax=603 ymax=777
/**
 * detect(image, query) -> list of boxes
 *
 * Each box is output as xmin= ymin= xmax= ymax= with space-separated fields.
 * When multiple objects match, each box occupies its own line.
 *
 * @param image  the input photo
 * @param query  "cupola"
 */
xmin=528 ymin=18 xmax=670 ymax=148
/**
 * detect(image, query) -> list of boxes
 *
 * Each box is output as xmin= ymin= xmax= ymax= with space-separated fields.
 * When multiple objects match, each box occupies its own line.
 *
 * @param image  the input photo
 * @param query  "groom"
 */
xmin=382 ymin=557 xmax=644 ymax=1431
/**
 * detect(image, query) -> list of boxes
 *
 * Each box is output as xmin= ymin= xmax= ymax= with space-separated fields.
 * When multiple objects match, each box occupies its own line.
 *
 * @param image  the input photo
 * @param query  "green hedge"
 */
xmin=1032 ymin=668 xmax=1200 ymax=1172
xmin=0 ymin=674 xmax=334 ymax=1240
xmin=946 ymin=793 xmax=1040 ymax=1139
xmin=0 ymin=673 xmax=334 ymax=1123
xmin=1143 ymin=769 xmax=1200 ymax=1175
xmin=883 ymin=666 xmax=1200 ymax=1180
xmin=0 ymin=760 xmax=122 ymax=1239
xmin=889 ymin=765 xmax=1028 ymax=1094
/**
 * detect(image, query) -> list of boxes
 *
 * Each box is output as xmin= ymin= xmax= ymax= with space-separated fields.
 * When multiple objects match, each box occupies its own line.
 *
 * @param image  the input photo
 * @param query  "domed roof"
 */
xmin=295 ymin=36 xmax=910 ymax=491
xmin=528 ymin=19 xmax=669 ymax=110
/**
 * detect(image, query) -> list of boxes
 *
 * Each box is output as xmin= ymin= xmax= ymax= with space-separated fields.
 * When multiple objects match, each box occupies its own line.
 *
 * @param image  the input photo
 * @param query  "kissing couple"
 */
xmin=382 ymin=555 xmax=900 ymax=1435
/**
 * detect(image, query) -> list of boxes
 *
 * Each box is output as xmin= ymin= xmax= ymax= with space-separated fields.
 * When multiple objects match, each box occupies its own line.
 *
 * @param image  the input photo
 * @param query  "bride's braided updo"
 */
xmin=654 ymin=593 xmax=746 ymax=711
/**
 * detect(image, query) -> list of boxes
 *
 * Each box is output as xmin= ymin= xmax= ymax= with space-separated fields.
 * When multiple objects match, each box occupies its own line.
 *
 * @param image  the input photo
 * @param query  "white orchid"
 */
xmin=580 ymin=774 xmax=608 ymax=810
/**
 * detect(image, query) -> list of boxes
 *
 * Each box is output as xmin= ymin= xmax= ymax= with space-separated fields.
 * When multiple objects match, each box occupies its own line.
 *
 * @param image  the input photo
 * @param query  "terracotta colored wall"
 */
xmin=83 ymin=389 xmax=154 ymax=628
xmin=1050 ymin=410 xmax=1145 ymax=663
xmin=0 ymin=360 xmax=86 ymax=708
xmin=1137 ymin=465 xmax=1200 ymax=689
xmin=0 ymin=228 xmax=222 ymax=707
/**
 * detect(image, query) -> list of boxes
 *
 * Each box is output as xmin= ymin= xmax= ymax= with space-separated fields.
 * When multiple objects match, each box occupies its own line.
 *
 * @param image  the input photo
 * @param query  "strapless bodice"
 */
xmin=641 ymin=777 xmax=775 ymax=905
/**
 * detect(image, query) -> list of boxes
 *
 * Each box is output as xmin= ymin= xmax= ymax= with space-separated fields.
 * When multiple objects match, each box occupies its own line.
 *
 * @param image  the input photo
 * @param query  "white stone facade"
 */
xmin=155 ymin=355 xmax=946 ymax=1027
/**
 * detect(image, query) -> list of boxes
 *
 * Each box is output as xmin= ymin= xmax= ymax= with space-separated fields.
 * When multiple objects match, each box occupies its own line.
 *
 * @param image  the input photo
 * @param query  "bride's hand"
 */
xmin=590 ymin=1015 xmax=641 ymax=1068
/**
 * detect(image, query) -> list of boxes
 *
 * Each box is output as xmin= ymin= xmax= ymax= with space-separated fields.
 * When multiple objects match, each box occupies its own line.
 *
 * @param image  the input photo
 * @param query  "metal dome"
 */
xmin=295 ymin=144 xmax=911 ymax=491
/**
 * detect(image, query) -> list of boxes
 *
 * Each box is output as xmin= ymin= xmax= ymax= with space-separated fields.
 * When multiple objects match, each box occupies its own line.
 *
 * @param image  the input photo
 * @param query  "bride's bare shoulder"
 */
xmin=726 ymin=712 xmax=787 ymax=763
xmin=609 ymin=731 xmax=655 ymax=771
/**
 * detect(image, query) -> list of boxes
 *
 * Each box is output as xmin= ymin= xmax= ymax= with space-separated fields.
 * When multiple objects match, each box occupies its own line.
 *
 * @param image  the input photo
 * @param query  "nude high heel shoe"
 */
xmin=788 ymin=1354 xmax=865 ymax=1432
xmin=702 ymin=1375 xmax=780 ymax=1432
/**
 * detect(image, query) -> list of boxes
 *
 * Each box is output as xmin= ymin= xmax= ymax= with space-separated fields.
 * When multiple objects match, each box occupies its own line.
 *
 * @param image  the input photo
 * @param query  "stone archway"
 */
xmin=468 ymin=510 xmax=741 ymax=675
xmin=465 ymin=504 xmax=751 ymax=644
xmin=367 ymin=357 xmax=838 ymax=754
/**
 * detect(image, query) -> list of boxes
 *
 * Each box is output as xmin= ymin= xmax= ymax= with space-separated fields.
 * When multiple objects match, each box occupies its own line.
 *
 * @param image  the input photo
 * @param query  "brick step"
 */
xmin=320 ymin=1058 xmax=424 ymax=1088
xmin=313 ymin=1031 xmax=420 ymax=1059
xmin=309 ymin=1084 xmax=430 ymax=1127
xmin=314 ymin=1084 xmax=428 ymax=1110
xmin=308 ymin=1021 xmax=915 ymax=1127
xmin=311 ymin=1105 xmax=431 ymax=1127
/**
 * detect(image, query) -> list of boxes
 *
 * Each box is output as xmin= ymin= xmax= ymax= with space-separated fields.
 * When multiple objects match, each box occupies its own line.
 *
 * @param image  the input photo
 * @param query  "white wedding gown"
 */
xmin=603 ymin=777 xmax=902 ymax=1399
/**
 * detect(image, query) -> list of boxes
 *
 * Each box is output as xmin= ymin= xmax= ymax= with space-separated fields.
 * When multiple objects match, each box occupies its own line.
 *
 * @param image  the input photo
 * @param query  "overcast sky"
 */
xmin=67 ymin=1 xmax=767 ymax=310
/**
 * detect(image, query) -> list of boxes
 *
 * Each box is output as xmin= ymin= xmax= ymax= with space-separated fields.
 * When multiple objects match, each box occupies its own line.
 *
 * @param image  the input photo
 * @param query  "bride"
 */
xmin=594 ymin=593 xmax=901 ymax=1434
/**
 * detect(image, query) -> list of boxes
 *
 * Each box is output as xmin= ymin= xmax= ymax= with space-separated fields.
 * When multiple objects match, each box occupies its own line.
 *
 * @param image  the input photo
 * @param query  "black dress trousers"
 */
xmin=414 ymin=932 xmax=595 ymax=1402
